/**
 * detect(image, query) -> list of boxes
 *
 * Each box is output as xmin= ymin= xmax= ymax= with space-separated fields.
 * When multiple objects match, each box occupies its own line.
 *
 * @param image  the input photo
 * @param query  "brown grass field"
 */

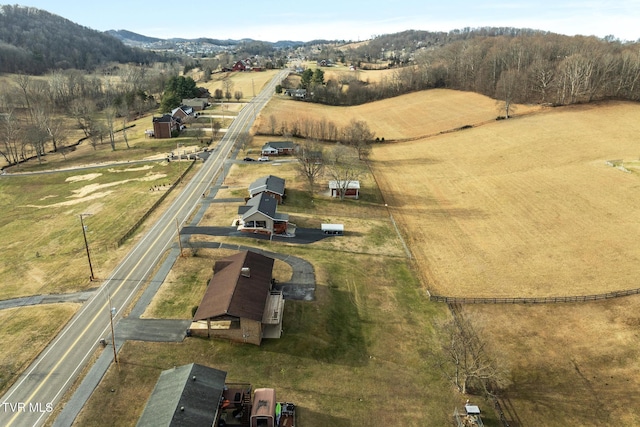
xmin=366 ymin=99 xmax=640 ymax=425
xmin=370 ymin=101 xmax=640 ymax=298
xmin=257 ymin=88 xmax=541 ymax=141
xmin=7 ymin=77 xmax=640 ymax=426
xmin=235 ymin=90 xmax=640 ymax=425
xmin=200 ymin=69 xmax=280 ymax=102
xmin=0 ymin=304 xmax=78 ymax=394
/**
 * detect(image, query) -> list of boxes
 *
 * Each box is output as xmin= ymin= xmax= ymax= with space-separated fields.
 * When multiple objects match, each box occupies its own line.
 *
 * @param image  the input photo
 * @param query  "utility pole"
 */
xmin=107 ymin=293 xmax=118 ymax=366
xmin=176 ymin=219 xmax=184 ymax=257
xmin=79 ymin=214 xmax=95 ymax=281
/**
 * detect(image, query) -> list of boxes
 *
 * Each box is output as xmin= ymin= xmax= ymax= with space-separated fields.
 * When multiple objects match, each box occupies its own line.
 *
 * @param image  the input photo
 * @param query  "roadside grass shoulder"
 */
xmin=0 ymin=161 xmax=194 ymax=299
xmin=75 ymin=251 xmax=462 ymax=426
xmin=0 ymin=304 xmax=78 ymax=396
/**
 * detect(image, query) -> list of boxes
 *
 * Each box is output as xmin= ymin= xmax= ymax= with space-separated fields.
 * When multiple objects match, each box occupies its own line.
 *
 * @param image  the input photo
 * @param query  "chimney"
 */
xmin=241 ymin=267 xmax=250 ymax=278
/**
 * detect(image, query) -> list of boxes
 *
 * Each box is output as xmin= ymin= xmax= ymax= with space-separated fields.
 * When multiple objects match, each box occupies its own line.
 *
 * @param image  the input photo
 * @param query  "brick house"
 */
xmin=189 ymin=251 xmax=284 ymax=345
xmin=260 ymin=141 xmax=297 ymax=157
xmin=152 ymin=114 xmax=180 ymax=139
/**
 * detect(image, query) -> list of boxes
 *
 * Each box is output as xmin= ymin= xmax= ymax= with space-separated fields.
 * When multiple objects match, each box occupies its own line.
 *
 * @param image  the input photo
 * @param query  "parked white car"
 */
xmin=258 ymin=157 xmax=270 ymax=162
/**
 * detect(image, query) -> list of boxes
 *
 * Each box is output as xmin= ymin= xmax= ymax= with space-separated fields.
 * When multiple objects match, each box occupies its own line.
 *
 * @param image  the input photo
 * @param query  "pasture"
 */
xmin=370 ymin=101 xmax=640 ymax=298
xmin=200 ymin=69 xmax=280 ymax=102
xmin=239 ymin=88 xmax=640 ymax=425
xmin=368 ymin=100 xmax=640 ymax=425
xmin=257 ymin=88 xmax=541 ymax=140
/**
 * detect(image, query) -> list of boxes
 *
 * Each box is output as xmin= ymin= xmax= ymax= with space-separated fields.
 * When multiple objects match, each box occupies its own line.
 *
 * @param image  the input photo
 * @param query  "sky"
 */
xmin=13 ymin=1 xmax=640 ymax=43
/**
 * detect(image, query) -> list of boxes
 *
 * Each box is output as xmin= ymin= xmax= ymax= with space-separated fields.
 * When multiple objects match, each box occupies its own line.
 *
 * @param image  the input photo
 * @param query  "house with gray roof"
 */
xmin=248 ymin=175 xmax=286 ymax=204
xmin=136 ymin=363 xmax=227 ymax=427
xmin=260 ymin=141 xmax=297 ymax=157
xmin=181 ymin=98 xmax=208 ymax=111
xmin=237 ymin=193 xmax=290 ymax=236
xmin=171 ymin=105 xmax=195 ymax=120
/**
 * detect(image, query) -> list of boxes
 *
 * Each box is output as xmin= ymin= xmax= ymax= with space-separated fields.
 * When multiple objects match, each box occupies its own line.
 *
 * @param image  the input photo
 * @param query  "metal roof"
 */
xmin=136 ymin=363 xmax=227 ymax=427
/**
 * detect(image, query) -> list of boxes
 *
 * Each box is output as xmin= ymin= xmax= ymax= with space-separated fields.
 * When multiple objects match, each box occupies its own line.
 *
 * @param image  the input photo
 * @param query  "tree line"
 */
xmin=0 ymin=63 xmax=183 ymax=167
xmin=294 ymin=31 xmax=640 ymax=108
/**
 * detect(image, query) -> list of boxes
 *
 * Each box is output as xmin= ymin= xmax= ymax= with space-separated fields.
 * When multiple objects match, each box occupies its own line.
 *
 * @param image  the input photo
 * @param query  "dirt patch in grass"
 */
xmin=0 ymin=161 xmax=193 ymax=299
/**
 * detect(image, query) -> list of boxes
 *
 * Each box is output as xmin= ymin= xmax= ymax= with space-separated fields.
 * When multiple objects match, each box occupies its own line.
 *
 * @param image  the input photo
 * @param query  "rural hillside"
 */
xmin=2 ymin=4 xmax=640 ymax=427
xmin=0 ymin=5 xmax=162 ymax=73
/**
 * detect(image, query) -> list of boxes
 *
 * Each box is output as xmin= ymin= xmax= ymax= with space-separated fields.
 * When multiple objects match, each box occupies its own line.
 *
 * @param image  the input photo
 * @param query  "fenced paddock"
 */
xmin=428 ymin=287 xmax=640 ymax=304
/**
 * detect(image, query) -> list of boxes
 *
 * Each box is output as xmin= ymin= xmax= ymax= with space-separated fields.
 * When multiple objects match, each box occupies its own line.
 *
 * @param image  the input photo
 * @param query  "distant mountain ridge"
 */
xmin=106 ymin=29 xmax=163 ymax=44
xmin=106 ymin=29 xmax=306 ymax=50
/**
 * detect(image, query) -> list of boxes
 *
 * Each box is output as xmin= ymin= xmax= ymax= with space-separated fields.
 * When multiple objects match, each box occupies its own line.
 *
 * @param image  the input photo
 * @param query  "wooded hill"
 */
xmin=307 ymin=29 xmax=640 ymax=107
xmin=0 ymin=5 xmax=164 ymax=74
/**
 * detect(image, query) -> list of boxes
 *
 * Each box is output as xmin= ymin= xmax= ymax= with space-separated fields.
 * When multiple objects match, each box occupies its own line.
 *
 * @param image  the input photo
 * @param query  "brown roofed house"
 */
xmin=190 ymin=251 xmax=284 ymax=345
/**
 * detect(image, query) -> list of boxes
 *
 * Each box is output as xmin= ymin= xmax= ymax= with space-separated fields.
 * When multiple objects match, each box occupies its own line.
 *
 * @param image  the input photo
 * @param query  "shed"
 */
xmin=321 ymin=224 xmax=344 ymax=235
xmin=136 ymin=363 xmax=227 ymax=427
xmin=329 ymin=180 xmax=360 ymax=199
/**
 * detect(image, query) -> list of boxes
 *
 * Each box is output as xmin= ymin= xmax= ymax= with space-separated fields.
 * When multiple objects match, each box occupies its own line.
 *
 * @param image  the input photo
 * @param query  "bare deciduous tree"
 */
xmin=69 ymin=98 xmax=96 ymax=138
xmin=495 ymin=69 xmax=519 ymax=118
xmin=341 ymin=119 xmax=375 ymax=160
xmin=295 ymin=139 xmax=325 ymax=196
xmin=0 ymin=109 xmax=25 ymax=165
xmin=268 ymin=114 xmax=277 ymax=135
xmin=326 ymin=144 xmax=364 ymax=201
xmin=32 ymin=104 xmax=68 ymax=153
xmin=433 ymin=315 xmax=510 ymax=396
xmin=211 ymin=119 xmax=222 ymax=141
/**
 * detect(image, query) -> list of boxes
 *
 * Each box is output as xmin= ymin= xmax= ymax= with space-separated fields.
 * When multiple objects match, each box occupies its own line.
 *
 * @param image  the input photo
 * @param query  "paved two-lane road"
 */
xmin=0 ymin=69 xmax=289 ymax=427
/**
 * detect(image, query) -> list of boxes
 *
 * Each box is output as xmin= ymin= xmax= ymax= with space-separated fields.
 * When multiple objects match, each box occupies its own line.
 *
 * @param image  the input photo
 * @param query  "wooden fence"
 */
xmin=116 ymin=160 xmax=196 ymax=247
xmin=428 ymin=287 xmax=640 ymax=304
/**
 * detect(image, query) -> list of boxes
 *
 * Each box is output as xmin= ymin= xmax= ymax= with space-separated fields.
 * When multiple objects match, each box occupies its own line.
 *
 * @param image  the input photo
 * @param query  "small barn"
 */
xmin=189 ymin=251 xmax=284 ymax=345
xmin=329 ymin=180 xmax=360 ymax=199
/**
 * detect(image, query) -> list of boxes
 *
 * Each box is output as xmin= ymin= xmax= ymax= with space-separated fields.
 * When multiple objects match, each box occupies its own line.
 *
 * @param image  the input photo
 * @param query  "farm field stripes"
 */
xmin=369 ymin=101 xmax=640 ymax=298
